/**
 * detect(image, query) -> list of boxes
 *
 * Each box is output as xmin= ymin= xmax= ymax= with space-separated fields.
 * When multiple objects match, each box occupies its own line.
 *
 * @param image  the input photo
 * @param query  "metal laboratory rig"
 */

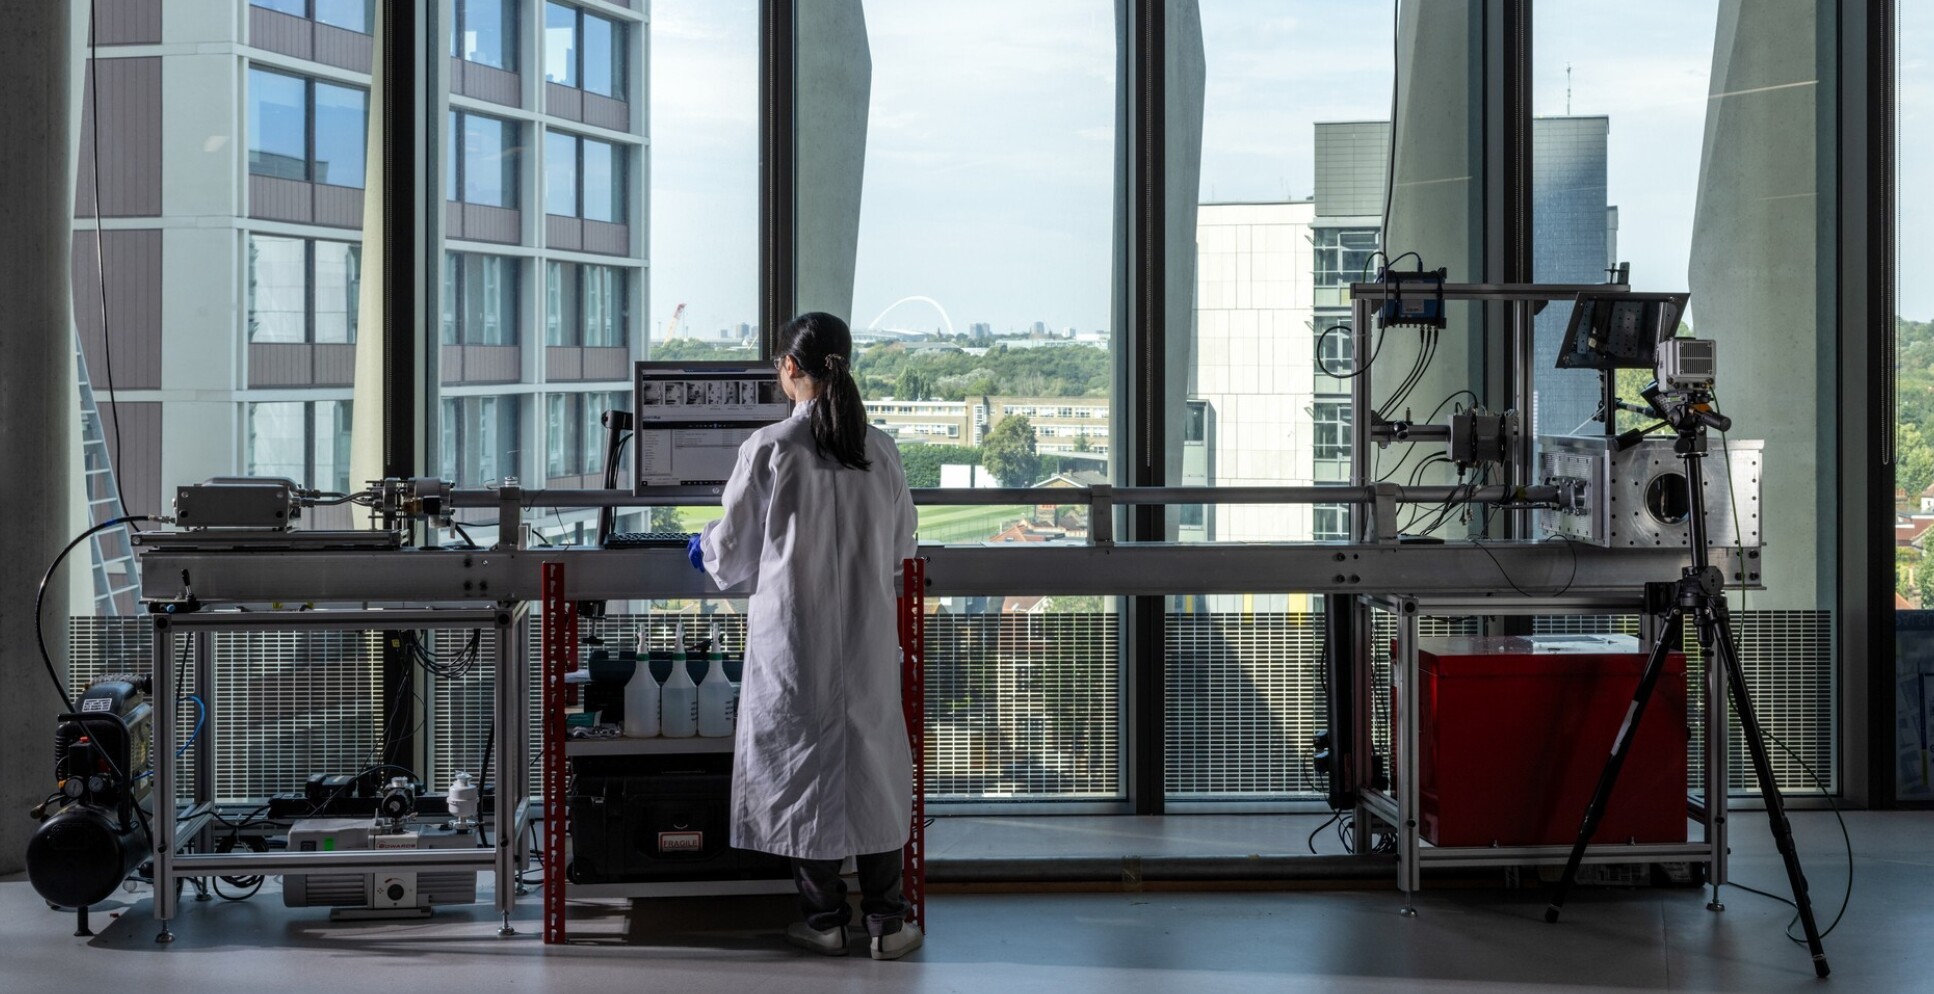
xmin=122 ymin=280 xmax=1758 ymax=938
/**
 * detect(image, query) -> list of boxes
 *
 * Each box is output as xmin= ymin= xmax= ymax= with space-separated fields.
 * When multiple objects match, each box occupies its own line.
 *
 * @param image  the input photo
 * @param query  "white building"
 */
xmin=73 ymin=0 xmax=650 ymax=551
xmin=1186 ymin=201 xmax=1321 ymax=543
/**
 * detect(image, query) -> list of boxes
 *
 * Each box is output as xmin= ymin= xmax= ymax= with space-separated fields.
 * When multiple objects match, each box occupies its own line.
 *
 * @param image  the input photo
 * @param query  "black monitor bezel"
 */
xmin=1554 ymin=292 xmax=1690 ymax=371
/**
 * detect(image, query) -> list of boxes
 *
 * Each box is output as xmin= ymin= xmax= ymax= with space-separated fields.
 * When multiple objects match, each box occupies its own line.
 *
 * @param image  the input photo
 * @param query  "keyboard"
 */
xmin=603 ymin=531 xmax=698 ymax=549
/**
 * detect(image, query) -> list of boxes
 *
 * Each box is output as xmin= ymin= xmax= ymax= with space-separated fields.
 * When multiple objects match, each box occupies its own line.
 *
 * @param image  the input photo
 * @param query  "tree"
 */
xmin=981 ymin=415 xmax=1041 ymax=487
xmin=1899 ymin=421 xmax=1934 ymax=505
xmin=897 ymin=445 xmax=982 ymax=488
xmin=649 ymin=506 xmax=689 ymax=532
xmin=1072 ymin=431 xmax=1092 ymax=453
xmin=648 ymin=339 xmax=754 ymax=361
xmin=896 ymin=368 xmax=931 ymax=401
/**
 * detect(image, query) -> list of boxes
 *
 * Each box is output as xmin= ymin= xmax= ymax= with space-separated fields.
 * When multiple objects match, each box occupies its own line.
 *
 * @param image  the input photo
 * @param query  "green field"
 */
xmin=916 ymin=504 xmax=1028 ymax=544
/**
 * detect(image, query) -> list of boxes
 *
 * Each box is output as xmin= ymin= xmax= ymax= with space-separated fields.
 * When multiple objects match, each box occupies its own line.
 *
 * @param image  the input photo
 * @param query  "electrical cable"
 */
xmin=179 ymin=695 xmax=205 ymax=756
xmin=1380 ymin=0 xmax=1401 ymax=240
xmin=208 ymin=800 xmax=275 ymax=833
xmin=1423 ymin=390 xmax=1480 ymax=428
xmin=1380 ymin=250 xmax=1422 ymax=273
xmin=85 ymin=0 xmax=137 ymax=527
xmin=1380 ymin=328 xmax=1438 ymax=421
xmin=401 ymin=629 xmax=484 ymax=679
xmin=1404 ymin=461 xmax=1481 ymax=536
xmin=1719 ymin=725 xmax=1853 ymax=944
xmin=1317 ymin=322 xmax=1392 ymax=380
xmin=38 ymin=515 xmax=158 ymax=711
xmin=130 ymin=636 xmax=198 ymax=783
xmin=476 ymin=717 xmax=495 ymax=846
xmin=1469 ymin=501 xmax=1581 ymax=597
xmin=1708 ymin=393 xmax=1752 ymax=607
xmin=1307 ymin=811 xmax=1342 ymax=854
xmin=451 ymin=521 xmax=480 ymax=549
xmin=1378 ymin=334 xmax=1425 ymax=418
xmin=136 ymin=694 xmax=205 ymax=778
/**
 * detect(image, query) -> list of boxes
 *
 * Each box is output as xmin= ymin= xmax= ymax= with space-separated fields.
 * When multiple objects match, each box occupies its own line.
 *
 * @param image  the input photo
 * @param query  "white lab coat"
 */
xmin=699 ymin=404 xmax=919 ymax=860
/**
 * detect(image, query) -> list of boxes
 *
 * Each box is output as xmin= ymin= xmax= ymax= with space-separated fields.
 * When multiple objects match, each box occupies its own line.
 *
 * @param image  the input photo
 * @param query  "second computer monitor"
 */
xmin=1554 ymin=292 xmax=1690 ymax=371
xmin=633 ymin=361 xmax=790 ymax=498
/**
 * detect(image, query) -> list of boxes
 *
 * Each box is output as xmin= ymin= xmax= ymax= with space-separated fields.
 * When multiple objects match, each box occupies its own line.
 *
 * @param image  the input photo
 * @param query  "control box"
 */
xmin=174 ymin=478 xmax=301 ymax=530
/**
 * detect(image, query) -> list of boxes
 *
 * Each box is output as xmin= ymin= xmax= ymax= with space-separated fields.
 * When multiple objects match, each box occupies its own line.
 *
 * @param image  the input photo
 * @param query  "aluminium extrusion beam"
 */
xmin=170 ymin=849 xmax=497 ymax=875
xmin=442 ymin=484 xmax=1555 ymax=509
xmin=137 ymin=543 xmax=1730 ymax=604
xmin=1346 ymin=281 xmax=1629 ymax=301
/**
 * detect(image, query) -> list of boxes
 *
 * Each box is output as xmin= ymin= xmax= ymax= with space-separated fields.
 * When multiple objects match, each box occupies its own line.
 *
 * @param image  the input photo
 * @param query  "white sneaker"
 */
xmin=870 ymin=923 xmax=923 ymax=960
xmin=786 ymin=921 xmax=848 ymax=956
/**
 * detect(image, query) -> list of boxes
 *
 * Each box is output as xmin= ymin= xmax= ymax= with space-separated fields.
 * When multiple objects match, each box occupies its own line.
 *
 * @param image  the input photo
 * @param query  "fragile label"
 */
xmin=658 ymin=831 xmax=703 ymax=854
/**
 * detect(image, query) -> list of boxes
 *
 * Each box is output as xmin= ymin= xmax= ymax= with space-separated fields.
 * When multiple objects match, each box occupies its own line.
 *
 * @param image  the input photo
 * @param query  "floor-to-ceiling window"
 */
xmin=1535 ymin=1 xmax=1835 ymax=798
xmin=838 ymin=0 xmax=1123 ymax=803
xmin=1895 ymin=2 xmax=1934 ymax=802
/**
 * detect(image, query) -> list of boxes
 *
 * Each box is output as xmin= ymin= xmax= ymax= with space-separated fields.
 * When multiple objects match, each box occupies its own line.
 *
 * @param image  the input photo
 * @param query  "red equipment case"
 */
xmin=1412 ymin=634 xmax=1689 ymax=848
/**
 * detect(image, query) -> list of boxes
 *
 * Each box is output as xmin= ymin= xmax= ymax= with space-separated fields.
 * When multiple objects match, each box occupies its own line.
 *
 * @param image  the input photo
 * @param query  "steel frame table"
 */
xmin=146 ymin=605 xmax=529 ymax=943
xmin=1356 ymin=593 xmax=1728 ymax=916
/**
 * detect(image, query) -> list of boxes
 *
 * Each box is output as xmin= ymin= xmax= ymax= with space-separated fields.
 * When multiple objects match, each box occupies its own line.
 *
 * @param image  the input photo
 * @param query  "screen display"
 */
xmin=633 ymin=363 xmax=788 ymax=492
xmin=1555 ymin=292 xmax=1689 ymax=371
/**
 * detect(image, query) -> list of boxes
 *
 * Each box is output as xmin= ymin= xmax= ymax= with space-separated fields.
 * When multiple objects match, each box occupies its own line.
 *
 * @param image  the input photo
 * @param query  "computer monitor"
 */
xmin=632 ymin=361 xmax=790 ymax=497
xmin=1554 ymin=292 xmax=1690 ymax=371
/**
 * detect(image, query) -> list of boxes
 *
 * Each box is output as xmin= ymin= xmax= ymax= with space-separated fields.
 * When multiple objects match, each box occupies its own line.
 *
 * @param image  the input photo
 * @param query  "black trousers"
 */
xmin=790 ymin=850 xmax=908 ymax=936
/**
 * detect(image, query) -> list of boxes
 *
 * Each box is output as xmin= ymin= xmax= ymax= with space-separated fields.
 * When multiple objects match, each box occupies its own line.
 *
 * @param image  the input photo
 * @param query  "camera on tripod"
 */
xmin=1654 ymin=338 xmax=1715 ymax=394
xmin=1539 ymin=291 xmax=1831 ymax=977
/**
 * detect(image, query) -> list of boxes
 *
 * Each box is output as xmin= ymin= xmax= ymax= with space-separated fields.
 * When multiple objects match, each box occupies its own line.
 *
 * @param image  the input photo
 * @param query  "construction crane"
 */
xmin=664 ymin=302 xmax=687 ymax=340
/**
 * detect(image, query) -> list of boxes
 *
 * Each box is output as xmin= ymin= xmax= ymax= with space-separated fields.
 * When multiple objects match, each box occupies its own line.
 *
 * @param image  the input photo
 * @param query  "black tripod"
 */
xmin=1541 ymin=385 xmax=1829 ymax=979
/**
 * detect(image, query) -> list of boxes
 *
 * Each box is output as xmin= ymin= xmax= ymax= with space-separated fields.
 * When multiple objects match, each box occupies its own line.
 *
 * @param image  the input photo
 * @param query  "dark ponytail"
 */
xmin=776 ymin=311 xmax=871 ymax=470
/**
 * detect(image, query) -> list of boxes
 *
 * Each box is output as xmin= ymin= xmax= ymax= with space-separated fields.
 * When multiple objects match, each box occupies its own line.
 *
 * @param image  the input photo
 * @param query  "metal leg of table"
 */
xmin=152 ymin=616 xmax=177 ymax=943
xmin=494 ymin=607 xmax=519 ymax=938
xmin=1398 ymin=609 xmax=1421 ymax=914
xmin=194 ymin=632 xmax=216 ymax=871
xmin=1350 ymin=597 xmax=1375 ymax=856
xmin=1706 ymin=643 xmax=1729 ymax=911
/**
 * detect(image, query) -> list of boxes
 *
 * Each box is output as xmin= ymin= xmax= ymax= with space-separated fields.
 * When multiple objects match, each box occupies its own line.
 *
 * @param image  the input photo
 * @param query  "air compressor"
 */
xmin=25 ymin=675 xmax=156 ymax=919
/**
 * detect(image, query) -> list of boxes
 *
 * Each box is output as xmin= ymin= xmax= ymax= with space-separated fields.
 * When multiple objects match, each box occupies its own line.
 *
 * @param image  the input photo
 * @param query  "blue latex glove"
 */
xmin=687 ymin=533 xmax=706 ymax=571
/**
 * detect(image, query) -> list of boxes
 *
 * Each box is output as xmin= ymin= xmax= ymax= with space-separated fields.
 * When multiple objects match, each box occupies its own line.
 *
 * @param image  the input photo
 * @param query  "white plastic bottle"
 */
xmin=623 ymin=655 xmax=661 ymax=738
xmin=660 ymin=620 xmax=699 ymax=738
xmin=698 ymin=622 xmax=738 ymax=737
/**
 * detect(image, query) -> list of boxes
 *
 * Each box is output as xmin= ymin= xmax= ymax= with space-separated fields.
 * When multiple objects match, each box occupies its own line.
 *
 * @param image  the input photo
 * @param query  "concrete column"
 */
xmin=1688 ymin=0 xmax=1824 ymax=610
xmin=1386 ymin=0 xmax=1480 ymax=281
xmin=0 ymin=0 xmax=75 ymax=875
xmin=1107 ymin=0 xmax=1203 ymax=510
xmin=1162 ymin=1 xmax=1206 ymax=500
xmin=793 ymin=0 xmax=870 ymax=321
xmin=1376 ymin=0 xmax=1483 ymax=514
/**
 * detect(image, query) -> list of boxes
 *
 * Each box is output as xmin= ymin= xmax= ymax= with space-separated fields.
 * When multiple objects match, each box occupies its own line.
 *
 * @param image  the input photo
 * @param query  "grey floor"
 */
xmin=2 ymin=810 xmax=1927 ymax=993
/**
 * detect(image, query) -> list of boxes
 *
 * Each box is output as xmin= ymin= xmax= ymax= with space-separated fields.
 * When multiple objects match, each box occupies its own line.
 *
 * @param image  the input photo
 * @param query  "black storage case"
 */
xmin=567 ymin=766 xmax=789 ymax=884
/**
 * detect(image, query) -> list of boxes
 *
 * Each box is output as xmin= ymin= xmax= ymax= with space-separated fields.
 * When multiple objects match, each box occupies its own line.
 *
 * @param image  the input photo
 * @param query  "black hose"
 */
xmin=38 ymin=515 xmax=157 ymax=711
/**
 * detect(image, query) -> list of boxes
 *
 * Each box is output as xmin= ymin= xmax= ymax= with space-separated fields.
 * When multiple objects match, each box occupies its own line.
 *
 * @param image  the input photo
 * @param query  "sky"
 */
xmin=1903 ymin=5 xmax=1934 ymax=322
xmin=646 ymin=0 xmax=1876 ymax=338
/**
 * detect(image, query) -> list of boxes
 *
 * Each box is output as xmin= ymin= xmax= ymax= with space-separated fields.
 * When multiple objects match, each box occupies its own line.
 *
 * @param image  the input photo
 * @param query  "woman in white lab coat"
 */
xmin=693 ymin=311 xmax=922 ymax=960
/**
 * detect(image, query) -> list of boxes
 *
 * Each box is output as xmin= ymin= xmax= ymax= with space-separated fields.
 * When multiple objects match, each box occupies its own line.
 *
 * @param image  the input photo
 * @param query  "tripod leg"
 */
xmin=1703 ymin=603 xmax=1829 ymax=978
xmin=1544 ymin=609 xmax=1683 ymax=924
